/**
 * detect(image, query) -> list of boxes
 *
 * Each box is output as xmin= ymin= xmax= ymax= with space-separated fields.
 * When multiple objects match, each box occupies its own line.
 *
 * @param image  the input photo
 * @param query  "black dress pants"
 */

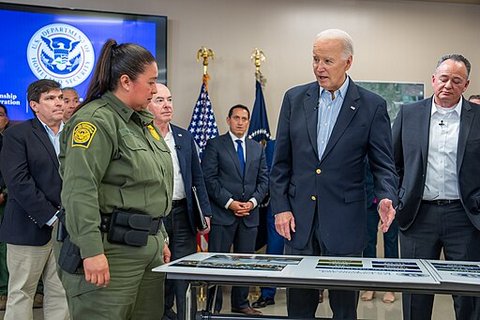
xmin=207 ymin=219 xmax=257 ymax=312
xmin=285 ymin=224 xmax=360 ymax=320
xmin=400 ymin=201 xmax=480 ymax=320
xmin=163 ymin=200 xmax=197 ymax=319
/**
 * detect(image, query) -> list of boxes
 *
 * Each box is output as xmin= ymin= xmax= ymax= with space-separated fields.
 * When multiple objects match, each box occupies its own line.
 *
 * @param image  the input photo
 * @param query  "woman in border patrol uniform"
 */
xmin=58 ymin=39 xmax=173 ymax=319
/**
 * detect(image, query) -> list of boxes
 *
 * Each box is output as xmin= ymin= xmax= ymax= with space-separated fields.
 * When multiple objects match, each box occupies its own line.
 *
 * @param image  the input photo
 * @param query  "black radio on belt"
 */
xmin=101 ymin=210 xmax=161 ymax=247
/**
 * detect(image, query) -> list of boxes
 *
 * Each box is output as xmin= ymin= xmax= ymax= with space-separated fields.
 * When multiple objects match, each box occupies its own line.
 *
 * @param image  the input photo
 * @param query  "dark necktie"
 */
xmin=235 ymin=139 xmax=245 ymax=176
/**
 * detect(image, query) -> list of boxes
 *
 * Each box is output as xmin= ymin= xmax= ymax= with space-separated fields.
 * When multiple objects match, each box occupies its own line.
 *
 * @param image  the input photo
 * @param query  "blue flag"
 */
xmin=188 ymin=81 xmax=219 ymax=158
xmin=247 ymin=80 xmax=271 ymax=142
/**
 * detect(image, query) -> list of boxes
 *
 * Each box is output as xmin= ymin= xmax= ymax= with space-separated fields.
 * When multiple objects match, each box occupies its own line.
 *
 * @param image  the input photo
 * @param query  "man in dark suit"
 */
xmin=0 ymin=79 xmax=69 ymax=319
xmin=270 ymin=29 xmax=398 ymax=319
xmin=147 ymin=83 xmax=212 ymax=320
xmin=393 ymin=54 xmax=480 ymax=320
xmin=202 ymin=104 xmax=269 ymax=315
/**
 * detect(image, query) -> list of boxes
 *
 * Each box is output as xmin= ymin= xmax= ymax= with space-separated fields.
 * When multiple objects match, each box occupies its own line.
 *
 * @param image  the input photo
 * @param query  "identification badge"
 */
xmin=147 ymin=124 xmax=160 ymax=141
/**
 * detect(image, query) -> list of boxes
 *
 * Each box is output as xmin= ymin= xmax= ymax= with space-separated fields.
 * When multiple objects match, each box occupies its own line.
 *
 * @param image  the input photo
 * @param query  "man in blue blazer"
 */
xmin=270 ymin=29 xmax=398 ymax=319
xmin=202 ymin=104 xmax=269 ymax=315
xmin=147 ymin=83 xmax=212 ymax=320
xmin=0 ymin=79 xmax=69 ymax=319
xmin=393 ymin=54 xmax=480 ymax=320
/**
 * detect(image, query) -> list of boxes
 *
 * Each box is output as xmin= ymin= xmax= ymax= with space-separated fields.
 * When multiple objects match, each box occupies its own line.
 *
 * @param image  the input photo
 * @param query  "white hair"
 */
xmin=314 ymin=29 xmax=354 ymax=59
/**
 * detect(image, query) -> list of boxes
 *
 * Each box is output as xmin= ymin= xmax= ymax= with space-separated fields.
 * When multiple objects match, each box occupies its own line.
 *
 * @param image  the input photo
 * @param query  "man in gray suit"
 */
xmin=202 ymin=104 xmax=269 ymax=316
xmin=393 ymin=54 xmax=480 ymax=320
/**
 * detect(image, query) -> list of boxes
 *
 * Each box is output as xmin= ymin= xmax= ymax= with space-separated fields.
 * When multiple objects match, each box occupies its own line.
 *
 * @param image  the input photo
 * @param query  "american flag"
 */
xmin=189 ymin=77 xmax=218 ymax=252
xmin=188 ymin=80 xmax=218 ymax=158
xmin=247 ymin=80 xmax=271 ymax=143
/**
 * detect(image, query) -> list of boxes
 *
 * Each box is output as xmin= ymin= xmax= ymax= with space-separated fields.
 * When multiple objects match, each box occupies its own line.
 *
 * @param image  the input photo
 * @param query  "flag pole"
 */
xmin=248 ymin=48 xmax=270 ymax=146
xmin=193 ymin=46 xmax=217 ymax=301
xmin=190 ymin=46 xmax=218 ymax=261
xmin=251 ymin=48 xmax=266 ymax=87
xmin=196 ymin=46 xmax=215 ymax=89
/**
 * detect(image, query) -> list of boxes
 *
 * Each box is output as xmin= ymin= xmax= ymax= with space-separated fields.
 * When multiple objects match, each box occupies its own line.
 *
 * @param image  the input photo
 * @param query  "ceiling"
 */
xmin=401 ymin=0 xmax=480 ymax=4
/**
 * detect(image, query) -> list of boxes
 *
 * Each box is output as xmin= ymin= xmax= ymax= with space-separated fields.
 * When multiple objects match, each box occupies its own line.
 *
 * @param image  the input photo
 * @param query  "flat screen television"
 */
xmin=0 ymin=3 xmax=167 ymax=121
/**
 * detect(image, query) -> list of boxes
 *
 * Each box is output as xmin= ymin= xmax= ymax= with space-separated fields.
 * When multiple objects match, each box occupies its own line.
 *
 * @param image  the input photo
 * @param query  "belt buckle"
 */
xmin=437 ymin=199 xmax=457 ymax=205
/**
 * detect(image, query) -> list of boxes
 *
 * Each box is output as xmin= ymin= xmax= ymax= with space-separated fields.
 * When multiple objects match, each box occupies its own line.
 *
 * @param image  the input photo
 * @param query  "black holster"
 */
xmin=102 ymin=210 xmax=161 ymax=247
xmin=56 ymin=207 xmax=67 ymax=242
xmin=56 ymin=208 xmax=83 ymax=274
xmin=57 ymin=236 xmax=83 ymax=274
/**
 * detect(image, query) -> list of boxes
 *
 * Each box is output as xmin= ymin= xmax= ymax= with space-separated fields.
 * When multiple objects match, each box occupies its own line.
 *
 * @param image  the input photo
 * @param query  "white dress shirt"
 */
xmin=38 ymin=118 xmax=64 ymax=226
xmin=38 ymin=118 xmax=64 ymax=157
xmin=225 ymin=132 xmax=257 ymax=209
xmin=228 ymin=131 xmax=247 ymax=161
xmin=164 ymin=125 xmax=186 ymax=200
xmin=423 ymin=98 xmax=462 ymax=200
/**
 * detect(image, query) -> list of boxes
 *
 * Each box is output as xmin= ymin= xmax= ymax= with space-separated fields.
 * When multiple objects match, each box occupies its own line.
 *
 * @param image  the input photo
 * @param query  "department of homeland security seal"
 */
xmin=27 ymin=23 xmax=95 ymax=87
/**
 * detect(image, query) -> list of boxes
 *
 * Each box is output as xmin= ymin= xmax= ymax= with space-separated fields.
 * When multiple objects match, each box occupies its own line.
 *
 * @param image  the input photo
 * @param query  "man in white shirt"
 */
xmin=393 ymin=54 xmax=480 ymax=320
xmin=147 ymin=83 xmax=212 ymax=320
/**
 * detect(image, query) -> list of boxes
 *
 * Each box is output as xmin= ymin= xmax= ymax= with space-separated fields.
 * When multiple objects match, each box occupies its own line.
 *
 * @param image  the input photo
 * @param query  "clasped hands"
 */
xmin=229 ymin=200 xmax=254 ymax=217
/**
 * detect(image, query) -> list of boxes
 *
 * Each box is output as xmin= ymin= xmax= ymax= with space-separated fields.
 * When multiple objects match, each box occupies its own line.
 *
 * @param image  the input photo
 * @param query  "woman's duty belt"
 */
xmin=100 ymin=210 xmax=162 ymax=247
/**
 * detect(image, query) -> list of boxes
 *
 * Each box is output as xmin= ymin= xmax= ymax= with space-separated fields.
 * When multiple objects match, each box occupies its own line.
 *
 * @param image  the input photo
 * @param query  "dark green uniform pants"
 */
xmin=61 ymin=234 xmax=165 ymax=320
xmin=0 ymin=204 xmax=8 ymax=296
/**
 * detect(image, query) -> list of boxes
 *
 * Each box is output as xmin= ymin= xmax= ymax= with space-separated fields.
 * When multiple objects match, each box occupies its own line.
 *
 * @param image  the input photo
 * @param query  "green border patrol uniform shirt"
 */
xmin=59 ymin=91 xmax=173 ymax=259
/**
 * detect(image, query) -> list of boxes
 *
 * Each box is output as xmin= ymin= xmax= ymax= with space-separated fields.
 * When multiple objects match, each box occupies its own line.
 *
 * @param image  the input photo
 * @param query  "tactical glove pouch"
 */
xmin=106 ymin=210 xmax=161 ymax=247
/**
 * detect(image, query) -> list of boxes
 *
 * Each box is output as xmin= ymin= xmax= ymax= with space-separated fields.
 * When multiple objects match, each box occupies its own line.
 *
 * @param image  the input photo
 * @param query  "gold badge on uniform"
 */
xmin=72 ymin=122 xmax=97 ymax=148
xmin=147 ymin=124 xmax=160 ymax=141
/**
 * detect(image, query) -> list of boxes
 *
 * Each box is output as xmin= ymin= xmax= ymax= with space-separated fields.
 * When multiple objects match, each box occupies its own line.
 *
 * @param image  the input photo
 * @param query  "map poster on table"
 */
xmin=314 ymin=257 xmax=438 ymax=284
xmin=425 ymin=260 xmax=480 ymax=285
xmin=170 ymin=254 xmax=302 ymax=271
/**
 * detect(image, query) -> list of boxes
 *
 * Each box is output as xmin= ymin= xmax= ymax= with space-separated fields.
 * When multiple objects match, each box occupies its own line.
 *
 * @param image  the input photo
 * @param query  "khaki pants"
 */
xmin=5 ymin=239 xmax=69 ymax=320
xmin=61 ymin=233 xmax=165 ymax=320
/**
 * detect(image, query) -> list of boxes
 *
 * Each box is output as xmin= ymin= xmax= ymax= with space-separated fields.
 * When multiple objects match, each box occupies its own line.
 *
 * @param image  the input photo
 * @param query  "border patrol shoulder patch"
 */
xmin=72 ymin=122 xmax=97 ymax=148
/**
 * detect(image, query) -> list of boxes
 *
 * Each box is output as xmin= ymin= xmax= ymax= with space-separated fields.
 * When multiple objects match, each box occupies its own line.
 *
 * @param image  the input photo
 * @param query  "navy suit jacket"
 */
xmin=393 ymin=97 xmax=480 ymax=231
xmin=270 ymin=79 xmax=399 ymax=255
xmin=202 ymin=133 xmax=269 ymax=227
xmin=0 ymin=118 xmax=61 ymax=245
xmin=171 ymin=124 xmax=212 ymax=234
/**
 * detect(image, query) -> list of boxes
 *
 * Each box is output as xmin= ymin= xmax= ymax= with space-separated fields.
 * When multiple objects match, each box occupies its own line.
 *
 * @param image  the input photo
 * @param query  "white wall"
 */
xmin=4 ymin=0 xmax=480 ymax=134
